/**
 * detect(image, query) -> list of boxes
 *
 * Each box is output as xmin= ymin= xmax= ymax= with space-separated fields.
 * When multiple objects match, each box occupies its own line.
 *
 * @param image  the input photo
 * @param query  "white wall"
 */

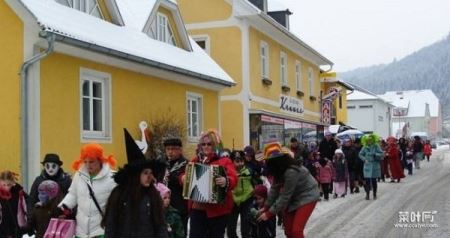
xmin=347 ymin=99 xmax=391 ymax=138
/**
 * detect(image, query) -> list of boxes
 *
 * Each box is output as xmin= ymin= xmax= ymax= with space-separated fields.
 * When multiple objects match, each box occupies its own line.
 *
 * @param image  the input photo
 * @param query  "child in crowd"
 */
xmin=423 ymin=140 xmax=432 ymax=162
xmin=156 ymin=182 xmax=185 ymax=238
xmin=29 ymin=180 xmax=65 ymax=238
xmin=227 ymin=150 xmax=255 ymax=238
xmin=332 ymin=149 xmax=348 ymax=198
xmin=250 ymin=185 xmax=275 ymax=238
xmin=315 ymin=157 xmax=334 ymax=201
xmin=0 ymin=170 xmax=28 ymax=238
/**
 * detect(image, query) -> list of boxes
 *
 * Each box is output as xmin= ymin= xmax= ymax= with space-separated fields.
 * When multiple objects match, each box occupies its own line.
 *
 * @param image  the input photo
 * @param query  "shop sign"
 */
xmin=261 ymin=115 xmax=284 ymax=125
xmin=284 ymin=119 xmax=302 ymax=129
xmin=322 ymin=100 xmax=331 ymax=124
xmin=279 ymin=95 xmax=304 ymax=115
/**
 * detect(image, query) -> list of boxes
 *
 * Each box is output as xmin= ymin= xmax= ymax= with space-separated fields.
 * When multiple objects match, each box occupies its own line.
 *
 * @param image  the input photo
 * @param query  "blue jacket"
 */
xmin=359 ymin=144 xmax=384 ymax=178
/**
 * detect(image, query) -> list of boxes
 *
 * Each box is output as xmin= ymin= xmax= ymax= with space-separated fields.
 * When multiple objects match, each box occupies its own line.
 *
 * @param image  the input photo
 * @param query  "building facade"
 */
xmin=178 ymin=0 xmax=334 ymax=149
xmin=347 ymin=90 xmax=393 ymax=138
xmin=2 ymin=0 xmax=233 ymax=188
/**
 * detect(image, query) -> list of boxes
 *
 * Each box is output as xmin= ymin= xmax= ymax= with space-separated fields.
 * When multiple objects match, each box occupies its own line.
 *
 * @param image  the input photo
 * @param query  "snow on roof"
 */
xmin=115 ymin=0 xmax=156 ymax=30
xmin=347 ymin=90 xmax=378 ymax=100
xmin=21 ymin=0 xmax=234 ymax=85
xmin=267 ymin=0 xmax=288 ymax=11
xmin=379 ymin=90 xmax=439 ymax=117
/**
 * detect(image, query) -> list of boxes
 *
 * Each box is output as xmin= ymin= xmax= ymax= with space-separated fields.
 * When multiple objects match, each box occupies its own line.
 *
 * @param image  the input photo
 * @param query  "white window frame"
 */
xmin=308 ymin=67 xmax=314 ymax=96
xmin=56 ymin=0 xmax=104 ymax=19
xmin=295 ymin=60 xmax=302 ymax=91
xmin=80 ymin=68 xmax=112 ymax=142
xmin=186 ymin=92 xmax=203 ymax=142
xmin=156 ymin=12 xmax=176 ymax=46
xmin=192 ymin=35 xmax=210 ymax=55
xmin=260 ymin=41 xmax=269 ymax=79
xmin=280 ymin=51 xmax=288 ymax=86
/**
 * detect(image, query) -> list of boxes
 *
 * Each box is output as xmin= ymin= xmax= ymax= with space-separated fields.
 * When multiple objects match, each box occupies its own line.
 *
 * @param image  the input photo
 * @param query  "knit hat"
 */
xmin=72 ymin=143 xmax=116 ymax=171
xmin=38 ymin=180 xmax=60 ymax=200
xmin=163 ymin=137 xmax=182 ymax=147
xmin=155 ymin=182 xmax=170 ymax=198
xmin=335 ymin=149 xmax=344 ymax=155
xmin=263 ymin=142 xmax=292 ymax=160
xmin=253 ymin=184 xmax=268 ymax=198
xmin=243 ymin=145 xmax=255 ymax=157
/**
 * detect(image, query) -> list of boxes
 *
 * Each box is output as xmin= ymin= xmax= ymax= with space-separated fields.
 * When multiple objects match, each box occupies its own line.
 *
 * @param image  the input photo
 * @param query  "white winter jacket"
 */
xmin=60 ymin=164 xmax=116 ymax=238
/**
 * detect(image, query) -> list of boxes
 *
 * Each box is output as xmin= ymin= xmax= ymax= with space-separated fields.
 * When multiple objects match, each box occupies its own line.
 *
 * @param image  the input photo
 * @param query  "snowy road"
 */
xmin=299 ymin=148 xmax=450 ymax=238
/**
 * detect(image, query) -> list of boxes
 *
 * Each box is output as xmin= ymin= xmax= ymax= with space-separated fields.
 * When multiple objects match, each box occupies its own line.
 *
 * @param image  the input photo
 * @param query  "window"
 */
xmin=308 ymin=67 xmax=314 ymax=96
xmin=192 ymin=35 xmax=210 ymax=54
xmin=80 ymin=68 xmax=111 ymax=142
xmin=56 ymin=0 xmax=104 ymax=19
xmin=155 ymin=13 xmax=176 ymax=46
xmin=295 ymin=61 xmax=302 ymax=91
xmin=280 ymin=52 xmax=287 ymax=86
xmin=187 ymin=92 xmax=203 ymax=141
xmin=359 ymin=105 xmax=373 ymax=109
xmin=260 ymin=41 xmax=269 ymax=79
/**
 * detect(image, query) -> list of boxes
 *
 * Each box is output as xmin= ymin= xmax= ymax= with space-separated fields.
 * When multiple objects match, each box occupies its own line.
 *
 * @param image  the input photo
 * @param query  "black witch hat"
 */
xmin=113 ymin=128 xmax=167 ymax=185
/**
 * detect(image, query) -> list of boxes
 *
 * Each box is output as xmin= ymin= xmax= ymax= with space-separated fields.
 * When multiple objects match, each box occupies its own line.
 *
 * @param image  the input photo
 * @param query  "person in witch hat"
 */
xmin=28 ymin=153 xmax=72 ymax=217
xmin=256 ymin=142 xmax=320 ymax=238
xmin=102 ymin=129 xmax=168 ymax=238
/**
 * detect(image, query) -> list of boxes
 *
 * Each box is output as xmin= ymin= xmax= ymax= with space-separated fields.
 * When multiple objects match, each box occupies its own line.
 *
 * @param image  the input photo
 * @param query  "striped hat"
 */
xmin=263 ymin=142 xmax=292 ymax=160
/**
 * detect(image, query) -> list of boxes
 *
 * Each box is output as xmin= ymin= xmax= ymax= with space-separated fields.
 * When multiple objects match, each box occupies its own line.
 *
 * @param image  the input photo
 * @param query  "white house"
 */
xmin=379 ymin=90 xmax=441 ymax=139
xmin=347 ymin=89 xmax=394 ymax=138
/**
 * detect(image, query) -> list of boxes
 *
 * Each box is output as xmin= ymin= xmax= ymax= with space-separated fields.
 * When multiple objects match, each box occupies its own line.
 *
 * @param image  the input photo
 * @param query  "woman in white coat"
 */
xmin=59 ymin=143 xmax=116 ymax=238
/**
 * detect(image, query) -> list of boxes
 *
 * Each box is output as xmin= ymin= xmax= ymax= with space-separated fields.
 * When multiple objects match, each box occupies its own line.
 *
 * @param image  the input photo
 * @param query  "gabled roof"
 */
xmin=379 ymin=90 xmax=440 ymax=118
xmin=347 ymin=90 xmax=378 ymax=100
xmin=114 ymin=0 xmax=156 ymax=30
xmin=235 ymin=0 xmax=333 ymax=67
xmin=17 ymin=0 xmax=234 ymax=87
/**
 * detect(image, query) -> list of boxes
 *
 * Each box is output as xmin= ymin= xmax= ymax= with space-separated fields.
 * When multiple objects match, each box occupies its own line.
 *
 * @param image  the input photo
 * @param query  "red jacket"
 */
xmin=188 ymin=153 xmax=237 ymax=218
xmin=423 ymin=144 xmax=432 ymax=156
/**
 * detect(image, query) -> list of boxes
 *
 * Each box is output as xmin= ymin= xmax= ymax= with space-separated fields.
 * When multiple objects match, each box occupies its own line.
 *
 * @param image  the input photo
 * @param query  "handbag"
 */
xmin=55 ymin=219 xmax=76 ymax=238
xmin=44 ymin=218 xmax=76 ymax=238
xmin=44 ymin=218 xmax=61 ymax=238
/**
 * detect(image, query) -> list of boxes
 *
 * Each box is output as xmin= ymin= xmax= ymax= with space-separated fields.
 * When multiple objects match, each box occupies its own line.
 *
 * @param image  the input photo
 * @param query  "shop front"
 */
xmin=249 ymin=112 xmax=325 ymax=150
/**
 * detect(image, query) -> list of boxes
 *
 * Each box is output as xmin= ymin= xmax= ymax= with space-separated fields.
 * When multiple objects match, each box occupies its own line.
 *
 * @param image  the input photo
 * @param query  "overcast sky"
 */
xmin=273 ymin=0 xmax=450 ymax=72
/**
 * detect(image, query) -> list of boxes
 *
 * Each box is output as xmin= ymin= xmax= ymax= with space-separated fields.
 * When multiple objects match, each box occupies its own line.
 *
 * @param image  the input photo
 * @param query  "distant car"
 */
xmin=435 ymin=142 xmax=450 ymax=150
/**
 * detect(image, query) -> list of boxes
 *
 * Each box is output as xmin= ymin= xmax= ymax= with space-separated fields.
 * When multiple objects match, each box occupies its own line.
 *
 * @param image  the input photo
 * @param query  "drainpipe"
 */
xmin=19 ymin=31 xmax=55 ymax=189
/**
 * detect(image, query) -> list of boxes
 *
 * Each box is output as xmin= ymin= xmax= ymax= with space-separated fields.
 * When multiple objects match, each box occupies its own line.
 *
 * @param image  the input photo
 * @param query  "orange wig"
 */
xmin=72 ymin=143 xmax=117 ymax=171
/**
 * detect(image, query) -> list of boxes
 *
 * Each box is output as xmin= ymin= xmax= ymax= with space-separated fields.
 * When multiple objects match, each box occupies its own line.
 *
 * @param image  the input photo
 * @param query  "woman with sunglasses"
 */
xmin=187 ymin=129 xmax=238 ymax=238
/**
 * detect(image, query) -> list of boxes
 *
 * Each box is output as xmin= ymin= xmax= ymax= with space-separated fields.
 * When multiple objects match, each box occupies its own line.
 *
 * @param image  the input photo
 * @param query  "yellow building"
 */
xmin=179 ymin=0 xmax=335 ymax=150
xmin=2 ymin=0 xmax=233 ymax=188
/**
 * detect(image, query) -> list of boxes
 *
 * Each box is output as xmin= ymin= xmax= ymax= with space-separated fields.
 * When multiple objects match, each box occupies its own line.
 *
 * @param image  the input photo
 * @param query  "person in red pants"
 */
xmin=257 ymin=142 xmax=320 ymax=238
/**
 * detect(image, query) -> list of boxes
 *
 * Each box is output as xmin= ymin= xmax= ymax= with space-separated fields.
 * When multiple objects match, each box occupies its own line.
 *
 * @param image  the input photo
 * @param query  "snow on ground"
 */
xmin=25 ymin=149 xmax=449 ymax=238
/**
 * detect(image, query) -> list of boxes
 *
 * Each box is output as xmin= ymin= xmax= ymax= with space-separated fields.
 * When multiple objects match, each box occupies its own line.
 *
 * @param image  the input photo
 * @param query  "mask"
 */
xmin=44 ymin=162 xmax=60 ymax=177
xmin=38 ymin=192 xmax=49 ymax=205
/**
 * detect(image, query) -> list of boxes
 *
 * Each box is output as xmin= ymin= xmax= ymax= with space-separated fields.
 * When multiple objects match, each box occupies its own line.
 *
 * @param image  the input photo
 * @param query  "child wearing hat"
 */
xmin=250 ymin=184 xmax=275 ymax=238
xmin=156 ymin=183 xmax=185 ymax=238
xmin=29 ymin=180 xmax=67 ymax=238
xmin=257 ymin=143 xmax=320 ymax=238
xmin=332 ymin=149 xmax=348 ymax=198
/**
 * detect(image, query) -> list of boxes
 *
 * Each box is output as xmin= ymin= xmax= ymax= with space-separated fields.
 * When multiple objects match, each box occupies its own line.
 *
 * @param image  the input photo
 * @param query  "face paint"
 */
xmin=38 ymin=192 xmax=49 ymax=204
xmin=44 ymin=162 xmax=60 ymax=177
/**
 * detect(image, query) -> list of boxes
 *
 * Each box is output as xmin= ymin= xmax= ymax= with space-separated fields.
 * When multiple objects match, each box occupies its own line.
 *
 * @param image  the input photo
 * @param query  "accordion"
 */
xmin=182 ymin=162 xmax=226 ymax=204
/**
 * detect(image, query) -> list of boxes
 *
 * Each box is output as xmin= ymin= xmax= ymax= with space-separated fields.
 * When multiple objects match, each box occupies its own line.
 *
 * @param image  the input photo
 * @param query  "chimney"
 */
xmin=249 ymin=0 xmax=268 ymax=12
xmin=267 ymin=9 xmax=292 ymax=29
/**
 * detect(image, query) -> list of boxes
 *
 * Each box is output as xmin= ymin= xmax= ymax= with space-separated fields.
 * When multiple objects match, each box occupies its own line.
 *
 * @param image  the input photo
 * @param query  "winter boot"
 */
xmin=373 ymin=191 xmax=377 ymax=200
xmin=365 ymin=192 xmax=370 ymax=200
xmin=355 ymin=187 xmax=360 ymax=193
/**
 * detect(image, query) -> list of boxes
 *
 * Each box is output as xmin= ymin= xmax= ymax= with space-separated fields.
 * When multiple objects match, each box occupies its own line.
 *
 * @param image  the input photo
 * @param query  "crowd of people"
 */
xmin=0 ymin=128 xmax=432 ymax=238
